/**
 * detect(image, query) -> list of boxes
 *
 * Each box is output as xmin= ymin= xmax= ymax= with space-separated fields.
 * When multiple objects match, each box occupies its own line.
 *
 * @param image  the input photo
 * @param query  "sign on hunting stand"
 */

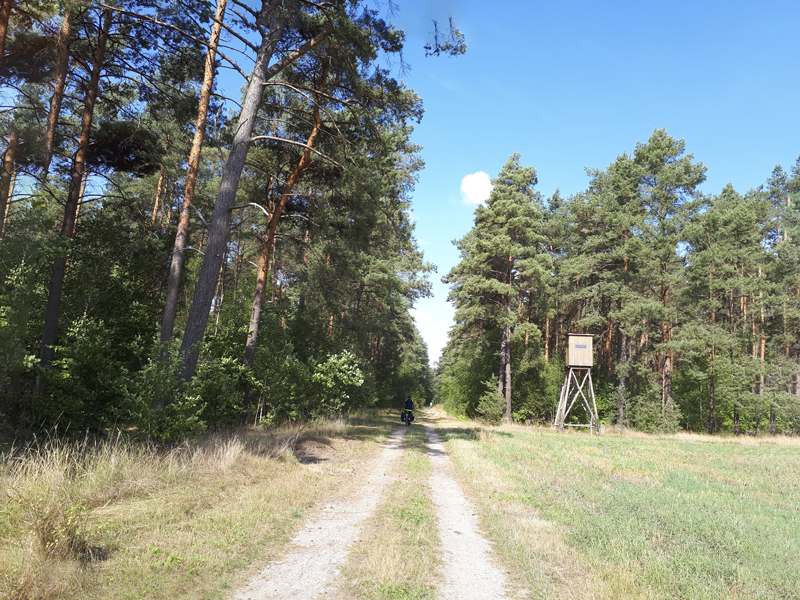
xmin=555 ymin=334 xmax=601 ymax=435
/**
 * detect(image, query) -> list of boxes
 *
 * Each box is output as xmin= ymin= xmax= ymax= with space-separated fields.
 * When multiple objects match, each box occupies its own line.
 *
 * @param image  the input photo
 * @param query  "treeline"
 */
xmin=438 ymin=130 xmax=800 ymax=434
xmin=0 ymin=0 xmax=447 ymax=440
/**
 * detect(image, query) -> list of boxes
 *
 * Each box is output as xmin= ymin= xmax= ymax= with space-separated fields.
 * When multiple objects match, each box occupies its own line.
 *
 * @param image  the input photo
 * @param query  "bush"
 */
xmin=37 ymin=318 xmax=139 ymax=435
xmin=628 ymin=394 xmax=682 ymax=433
xmin=262 ymin=351 xmax=367 ymax=422
xmin=475 ymin=384 xmax=505 ymax=424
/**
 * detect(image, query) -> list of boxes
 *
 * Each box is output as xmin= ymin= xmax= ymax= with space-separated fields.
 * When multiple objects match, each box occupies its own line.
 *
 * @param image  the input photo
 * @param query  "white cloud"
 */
xmin=460 ymin=172 xmax=492 ymax=206
xmin=410 ymin=308 xmax=451 ymax=367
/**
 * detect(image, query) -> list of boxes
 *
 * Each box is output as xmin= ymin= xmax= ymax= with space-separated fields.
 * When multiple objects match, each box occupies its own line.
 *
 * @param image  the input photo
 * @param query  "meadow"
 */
xmin=438 ymin=420 xmax=800 ymax=600
xmin=0 ymin=412 xmax=397 ymax=600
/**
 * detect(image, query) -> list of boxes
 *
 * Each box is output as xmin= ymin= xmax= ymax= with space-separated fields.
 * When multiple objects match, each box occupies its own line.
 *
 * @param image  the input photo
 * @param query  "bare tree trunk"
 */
xmin=38 ymin=10 xmax=111 ymax=381
xmin=544 ymin=315 xmax=550 ymax=361
xmin=770 ymin=402 xmax=777 ymax=435
xmin=3 ymin=169 xmax=14 ymax=224
xmin=708 ymin=345 xmax=715 ymax=434
xmin=178 ymin=3 xmax=285 ymax=381
xmin=43 ymin=10 xmax=72 ymax=176
xmin=504 ymin=322 xmax=511 ymax=422
xmin=497 ymin=338 xmax=504 ymax=397
xmin=0 ymin=129 xmax=18 ymax=235
xmin=243 ymin=70 xmax=324 ymax=370
xmin=759 ymin=276 xmax=766 ymax=397
xmin=160 ymin=0 xmax=227 ymax=344
xmin=0 ymin=0 xmax=13 ymax=55
xmin=74 ymin=169 xmax=88 ymax=223
xmin=617 ymin=326 xmax=629 ymax=425
xmin=151 ymin=165 xmax=165 ymax=226
xmin=660 ymin=284 xmax=673 ymax=418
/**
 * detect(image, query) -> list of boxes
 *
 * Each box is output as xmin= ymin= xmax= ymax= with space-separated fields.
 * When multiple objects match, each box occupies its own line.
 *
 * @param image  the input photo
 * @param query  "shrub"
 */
xmin=262 ymin=351 xmax=367 ymax=422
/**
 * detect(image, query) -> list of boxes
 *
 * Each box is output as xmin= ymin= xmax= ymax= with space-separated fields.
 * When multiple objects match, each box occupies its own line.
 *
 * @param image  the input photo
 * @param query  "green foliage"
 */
xmin=475 ymin=385 xmax=505 ymax=424
xmin=37 ymin=318 xmax=138 ymax=434
xmin=263 ymin=351 xmax=368 ymax=423
xmin=628 ymin=392 xmax=682 ymax=434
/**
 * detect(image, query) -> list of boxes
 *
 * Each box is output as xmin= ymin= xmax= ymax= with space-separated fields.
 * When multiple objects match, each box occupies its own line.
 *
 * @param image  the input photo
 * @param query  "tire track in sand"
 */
xmin=234 ymin=426 xmax=408 ymax=600
xmin=423 ymin=422 xmax=511 ymax=600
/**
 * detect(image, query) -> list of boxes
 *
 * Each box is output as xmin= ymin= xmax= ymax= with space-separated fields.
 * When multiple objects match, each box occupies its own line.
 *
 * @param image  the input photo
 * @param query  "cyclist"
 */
xmin=403 ymin=395 xmax=415 ymax=426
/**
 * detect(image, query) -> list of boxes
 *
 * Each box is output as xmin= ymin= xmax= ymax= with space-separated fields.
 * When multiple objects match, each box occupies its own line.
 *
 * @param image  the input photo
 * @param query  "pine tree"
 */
xmin=445 ymin=154 xmax=550 ymax=421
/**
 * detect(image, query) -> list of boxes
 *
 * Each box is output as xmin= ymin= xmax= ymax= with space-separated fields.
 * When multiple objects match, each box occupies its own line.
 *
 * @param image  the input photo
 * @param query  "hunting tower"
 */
xmin=554 ymin=334 xmax=601 ymax=435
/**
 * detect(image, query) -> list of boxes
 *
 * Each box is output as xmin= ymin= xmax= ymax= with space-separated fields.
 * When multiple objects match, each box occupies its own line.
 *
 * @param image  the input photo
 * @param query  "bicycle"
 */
xmin=401 ymin=409 xmax=414 ymax=426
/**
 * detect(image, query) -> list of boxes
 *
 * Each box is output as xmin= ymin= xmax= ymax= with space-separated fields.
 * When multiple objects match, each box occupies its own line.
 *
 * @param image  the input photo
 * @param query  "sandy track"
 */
xmin=423 ymin=423 xmax=511 ymax=600
xmin=233 ymin=427 xmax=408 ymax=600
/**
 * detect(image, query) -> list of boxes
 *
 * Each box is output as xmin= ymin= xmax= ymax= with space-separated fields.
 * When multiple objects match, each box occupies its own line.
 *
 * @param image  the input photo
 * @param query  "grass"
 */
xmin=434 ymin=413 xmax=800 ymax=600
xmin=0 ymin=409 xmax=397 ymax=600
xmin=343 ymin=417 xmax=441 ymax=600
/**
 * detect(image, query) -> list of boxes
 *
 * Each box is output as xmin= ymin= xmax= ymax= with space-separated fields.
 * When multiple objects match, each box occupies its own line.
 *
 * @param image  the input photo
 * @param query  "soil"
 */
xmin=233 ymin=427 xmax=408 ymax=600
xmin=423 ymin=423 xmax=510 ymax=599
xmin=233 ymin=416 xmax=512 ymax=599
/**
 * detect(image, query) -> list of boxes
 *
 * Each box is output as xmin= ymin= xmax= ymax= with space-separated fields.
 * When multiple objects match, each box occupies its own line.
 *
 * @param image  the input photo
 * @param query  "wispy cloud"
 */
xmin=460 ymin=172 xmax=492 ymax=206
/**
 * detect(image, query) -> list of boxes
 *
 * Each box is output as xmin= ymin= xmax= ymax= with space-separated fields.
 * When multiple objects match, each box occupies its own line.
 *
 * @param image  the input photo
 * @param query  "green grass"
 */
xmin=437 ymin=419 xmax=800 ymax=600
xmin=343 ymin=419 xmax=440 ymax=600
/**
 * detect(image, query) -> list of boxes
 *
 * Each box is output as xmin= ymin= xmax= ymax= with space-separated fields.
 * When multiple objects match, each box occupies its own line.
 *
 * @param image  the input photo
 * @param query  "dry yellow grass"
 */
xmin=0 ymin=412 xmax=396 ymax=600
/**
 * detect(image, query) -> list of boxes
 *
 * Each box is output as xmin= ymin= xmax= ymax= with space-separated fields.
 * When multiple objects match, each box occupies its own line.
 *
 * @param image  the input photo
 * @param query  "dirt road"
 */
xmin=233 ymin=415 xmax=510 ymax=600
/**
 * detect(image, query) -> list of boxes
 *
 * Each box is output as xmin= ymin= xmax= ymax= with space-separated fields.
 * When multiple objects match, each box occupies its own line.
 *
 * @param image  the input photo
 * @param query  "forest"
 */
xmin=0 ymin=0 xmax=452 ymax=441
xmin=438 ymin=134 xmax=800 ymax=434
xmin=2 ymin=0 xmax=799 ymax=442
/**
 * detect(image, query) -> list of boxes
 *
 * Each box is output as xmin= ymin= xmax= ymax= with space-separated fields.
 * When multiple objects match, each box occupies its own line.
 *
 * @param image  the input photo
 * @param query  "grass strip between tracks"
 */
xmin=342 ymin=416 xmax=441 ymax=600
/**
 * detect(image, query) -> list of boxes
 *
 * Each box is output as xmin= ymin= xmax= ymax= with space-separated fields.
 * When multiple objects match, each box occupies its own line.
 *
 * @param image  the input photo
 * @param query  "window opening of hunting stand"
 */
xmin=555 ymin=334 xmax=601 ymax=435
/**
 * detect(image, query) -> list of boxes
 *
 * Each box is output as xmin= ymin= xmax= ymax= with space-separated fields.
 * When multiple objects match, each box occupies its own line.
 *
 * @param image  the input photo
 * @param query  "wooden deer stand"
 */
xmin=555 ymin=334 xmax=601 ymax=435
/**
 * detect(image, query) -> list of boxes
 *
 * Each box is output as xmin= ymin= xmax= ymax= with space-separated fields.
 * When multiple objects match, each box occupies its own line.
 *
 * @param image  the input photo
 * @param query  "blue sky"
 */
xmin=388 ymin=0 xmax=800 ymax=366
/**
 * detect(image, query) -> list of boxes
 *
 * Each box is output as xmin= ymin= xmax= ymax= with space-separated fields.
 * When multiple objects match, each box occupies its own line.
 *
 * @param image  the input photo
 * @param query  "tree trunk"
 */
xmin=770 ymin=402 xmax=777 ymax=436
xmin=151 ymin=165 xmax=165 ymax=227
xmin=708 ymin=345 xmax=715 ymax=434
xmin=504 ymin=322 xmax=511 ymax=422
xmin=734 ymin=404 xmax=740 ymax=436
xmin=3 ymin=168 xmax=14 ymax=224
xmin=0 ymin=0 xmax=12 ymax=55
xmin=178 ymin=2 xmax=286 ymax=381
xmin=243 ymin=69 xmax=324 ymax=370
xmin=0 ymin=129 xmax=18 ymax=235
xmin=496 ymin=339 xmax=504 ymax=397
xmin=160 ymin=0 xmax=227 ymax=344
xmin=660 ymin=282 xmax=673 ymax=417
xmin=38 ymin=9 xmax=111 ymax=380
xmin=759 ymin=276 xmax=766 ymax=396
xmin=617 ymin=327 xmax=629 ymax=425
xmin=544 ymin=315 xmax=550 ymax=361
xmin=43 ymin=10 xmax=72 ymax=176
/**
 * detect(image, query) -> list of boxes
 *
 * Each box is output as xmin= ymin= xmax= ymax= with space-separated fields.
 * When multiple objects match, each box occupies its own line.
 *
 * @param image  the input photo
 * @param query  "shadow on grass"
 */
xmin=403 ymin=427 xmax=431 ymax=456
